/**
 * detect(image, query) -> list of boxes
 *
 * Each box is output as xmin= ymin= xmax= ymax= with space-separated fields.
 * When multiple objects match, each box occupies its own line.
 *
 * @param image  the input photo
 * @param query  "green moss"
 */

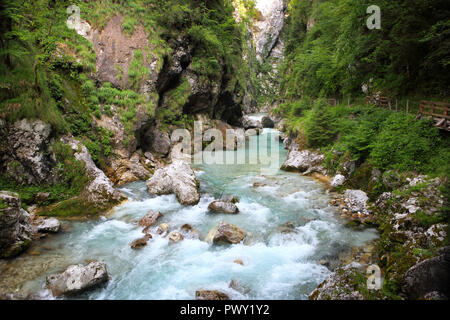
xmin=38 ymin=197 xmax=104 ymax=217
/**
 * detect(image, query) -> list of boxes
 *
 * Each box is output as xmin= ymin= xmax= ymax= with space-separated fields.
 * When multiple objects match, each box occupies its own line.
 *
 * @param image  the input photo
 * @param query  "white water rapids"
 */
xmin=0 ymin=122 xmax=378 ymax=299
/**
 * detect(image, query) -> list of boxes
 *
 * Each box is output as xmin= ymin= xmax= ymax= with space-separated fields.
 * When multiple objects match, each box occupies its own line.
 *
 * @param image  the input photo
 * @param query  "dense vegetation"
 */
xmin=0 ymin=0 xmax=253 ymax=211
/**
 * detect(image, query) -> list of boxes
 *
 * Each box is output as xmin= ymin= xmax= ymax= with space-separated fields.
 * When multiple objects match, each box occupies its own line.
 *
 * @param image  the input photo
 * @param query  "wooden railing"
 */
xmin=417 ymin=100 xmax=450 ymax=131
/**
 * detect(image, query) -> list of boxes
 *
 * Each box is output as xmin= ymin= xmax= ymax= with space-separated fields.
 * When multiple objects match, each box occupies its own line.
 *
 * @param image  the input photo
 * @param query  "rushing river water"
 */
xmin=0 ymin=118 xmax=378 ymax=300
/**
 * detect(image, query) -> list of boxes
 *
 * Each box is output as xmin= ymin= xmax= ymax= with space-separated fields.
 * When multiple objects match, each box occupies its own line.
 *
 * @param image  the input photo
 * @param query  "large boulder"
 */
xmin=208 ymin=200 xmax=239 ymax=214
xmin=343 ymin=190 xmax=370 ymax=215
xmin=1 ymin=119 xmax=56 ymax=185
xmin=46 ymin=261 xmax=109 ymax=297
xmin=196 ymin=290 xmax=229 ymax=300
xmin=146 ymin=160 xmax=200 ymax=205
xmin=281 ymin=148 xmax=325 ymax=175
xmin=331 ymin=174 xmax=346 ymax=188
xmin=61 ymin=136 xmax=125 ymax=207
xmin=261 ymin=116 xmax=275 ymax=128
xmin=33 ymin=217 xmax=61 ymax=233
xmin=205 ymin=221 xmax=247 ymax=245
xmin=242 ymin=116 xmax=262 ymax=130
xmin=404 ymin=246 xmax=450 ymax=299
xmin=0 ymin=191 xmax=32 ymax=258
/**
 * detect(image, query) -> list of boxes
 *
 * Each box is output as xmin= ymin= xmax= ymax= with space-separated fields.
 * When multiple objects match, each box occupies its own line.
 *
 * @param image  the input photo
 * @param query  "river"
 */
xmin=0 ymin=117 xmax=378 ymax=299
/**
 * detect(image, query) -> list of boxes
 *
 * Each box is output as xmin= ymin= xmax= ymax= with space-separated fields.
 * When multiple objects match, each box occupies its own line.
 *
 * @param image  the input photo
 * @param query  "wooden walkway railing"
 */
xmin=417 ymin=100 xmax=450 ymax=131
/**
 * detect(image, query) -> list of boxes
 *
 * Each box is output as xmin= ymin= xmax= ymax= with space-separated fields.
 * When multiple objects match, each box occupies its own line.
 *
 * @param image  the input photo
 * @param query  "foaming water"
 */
xmin=0 ymin=116 xmax=378 ymax=300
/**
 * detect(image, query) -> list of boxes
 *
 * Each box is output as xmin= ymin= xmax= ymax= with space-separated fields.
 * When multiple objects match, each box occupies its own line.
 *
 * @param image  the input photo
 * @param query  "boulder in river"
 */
xmin=130 ymin=234 xmax=152 ymax=249
xmin=34 ymin=217 xmax=61 ymax=233
xmin=139 ymin=210 xmax=163 ymax=228
xmin=196 ymin=290 xmax=229 ymax=300
xmin=0 ymin=191 xmax=32 ymax=258
xmin=156 ymin=223 xmax=170 ymax=235
xmin=205 ymin=221 xmax=247 ymax=245
xmin=169 ymin=231 xmax=184 ymax=243
xmin=146 ymin=160 xmax=200 ymax=205
xmin=242 ymin=116 xmax=262 ymax=130
xmin=261 ymin=116 xmax=275 ymax=128
xmin=46 ymin=261 xmax=109 ymax=297
xmin=281 ymin=149 xmax=325 ymax=175
xmin=208 ymin=200 xmax=239 ymax=214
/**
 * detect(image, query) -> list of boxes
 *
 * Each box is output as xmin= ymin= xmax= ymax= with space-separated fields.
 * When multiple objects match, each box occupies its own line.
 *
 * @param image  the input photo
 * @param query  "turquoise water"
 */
xmin=0 ymin=126 xmax=378 ymax=300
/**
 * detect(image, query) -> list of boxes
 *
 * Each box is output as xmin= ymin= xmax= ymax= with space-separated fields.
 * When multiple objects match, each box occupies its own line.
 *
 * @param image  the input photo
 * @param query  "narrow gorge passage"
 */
xmin=0 ymin=121 xmax=377 ymax=299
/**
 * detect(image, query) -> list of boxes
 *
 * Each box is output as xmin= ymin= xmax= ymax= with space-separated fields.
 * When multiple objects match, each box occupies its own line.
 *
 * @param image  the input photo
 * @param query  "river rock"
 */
xmin=34 ymin=217 xmax=61 ymax=233
xmin=130 ymin=234 xmax=152 ymax=249
xmin=139 ymin=210 xmax=163 ymax=228
xmin=156 ymin=223 xmax=170 ymax=235
xmin=344 ymin=190 xmax=370 ymax=215
xmin=404 ymin=246 xmax=450 ymax=299
xmin=281 ymin=149 xmax=325 ymax=175
xmin=261 ymin=116 xmax=275 ymax=128
xmin=0 ymin=191 xmax=32 ymax=258
xmin=146 ymin=160 xmax=200 ymax=205
xmin=61 ymin=136 xmax=125 ymax=207
xmin=169 ymin=231 xmax=184 ymax=243
xmin=331 ymin=174 xmax=346 ymax=188
xmin=196 ymin=290 xmax=229 ymax=300
xmin=46 ymin=261 xmax=109 ymax=297
xmin=242 ymin=116 xmax=262 ymax=130
xmin=206 ymin=221 xmax=247 ymax=245
xmin=208 ymin=200 xmax=239 ymax=214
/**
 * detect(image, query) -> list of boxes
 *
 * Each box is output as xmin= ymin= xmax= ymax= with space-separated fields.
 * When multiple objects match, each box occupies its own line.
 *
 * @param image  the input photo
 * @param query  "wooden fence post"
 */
xmin=396 ymin=99 xmax=398 ymax=112
xmin=406 ymin=100 xmax=409 ymax=113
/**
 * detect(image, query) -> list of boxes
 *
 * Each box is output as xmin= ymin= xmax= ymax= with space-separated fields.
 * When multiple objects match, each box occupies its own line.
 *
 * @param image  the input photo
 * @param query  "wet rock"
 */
xmin=206 ymin=221 xmax=247 ymax=245
xmin=169 ymin=231 xmax=184 ymax=243
xmin=146 ymin=160 xmax=200 ymax=205
xmin=130 ymin=234 xmax=152 ymax=249
xmin=156 ymin=223 xmax=170 ymax=235
xmin=195 ymin=290 xmax=229 ymax=300
xmin=281 ymin=149 xmax=325 ymax=175
xmin=233 ymin=259 xmax=244 ymax=266
xmin=139 ymin=210 xmax=163 ymax=228
xmin=229 ymin=279 xmax=251 ymax=295
xmin=46 ymin=261 xmax=109 ymax=297
xmin=34 ymin=217 xmax=61 ymax=233
xmin=0 ymin=191 xmax=32 ymax=258
xmin=180 ymin=224 xmax=200 ymax=239
xmin=208 ymin=200 xmax=239 ymax=214
xmin=276 ymin=221 xmax=298 ymax=234
xmin=404 ymin=246 xmax=450 ymax=300
xmin=331 ymin=174 xmax=346 ymax=188
xmin=61 ymin=136 xmax=125 ymax=207
xmin=261 ymin=116 xmax=275 ymax=128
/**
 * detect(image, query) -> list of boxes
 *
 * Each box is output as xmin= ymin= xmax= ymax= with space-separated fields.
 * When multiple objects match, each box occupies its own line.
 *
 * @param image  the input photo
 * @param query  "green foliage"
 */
xmin=303 ymin=99 xmax=336 ymax=148
xmin=282 ymin=0 xmax=450 ymax=98
xmin=370 ymin=113 xmax=441 ymax=171
xmin=128 ymin=49 xmax=149 ymax=90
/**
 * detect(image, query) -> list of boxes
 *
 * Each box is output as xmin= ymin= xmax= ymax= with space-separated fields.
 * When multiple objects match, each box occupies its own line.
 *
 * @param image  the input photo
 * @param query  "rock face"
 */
xmin=206 ymin=222 xmax=247 ymax=245
xmin=46 ymin=261 xmax=109 ymax=297
xmin=281 ymin=148 xmax=325 ymax=175
xmin=0 ymin=119 xmax=56 ymax=185
xmin=146 ymin=160 xmax=200 ymax=205
xmin=139 ymin=210 xmax=163 ymax=228
xmin=252 ymin=0 xmax=287 ymax=61
xmin=261 ymin=116 xmax=275 ymax=128
xmin=208 ymin=201 xmax=239 ymax=214
xmin=61 ymin=136 xmax=125 ymax=207
xmin=196 ymin=290 xmax=229 ymax=300
xmin=404 ymin=246 xmax=450 ymax=299
xmin=0 ymin=191 xmax=32 ymax=258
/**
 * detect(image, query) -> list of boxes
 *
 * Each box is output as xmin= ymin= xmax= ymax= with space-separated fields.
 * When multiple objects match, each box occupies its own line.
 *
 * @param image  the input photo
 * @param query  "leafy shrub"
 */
xmin=304 ymin=99 xmax=336 ymax=148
